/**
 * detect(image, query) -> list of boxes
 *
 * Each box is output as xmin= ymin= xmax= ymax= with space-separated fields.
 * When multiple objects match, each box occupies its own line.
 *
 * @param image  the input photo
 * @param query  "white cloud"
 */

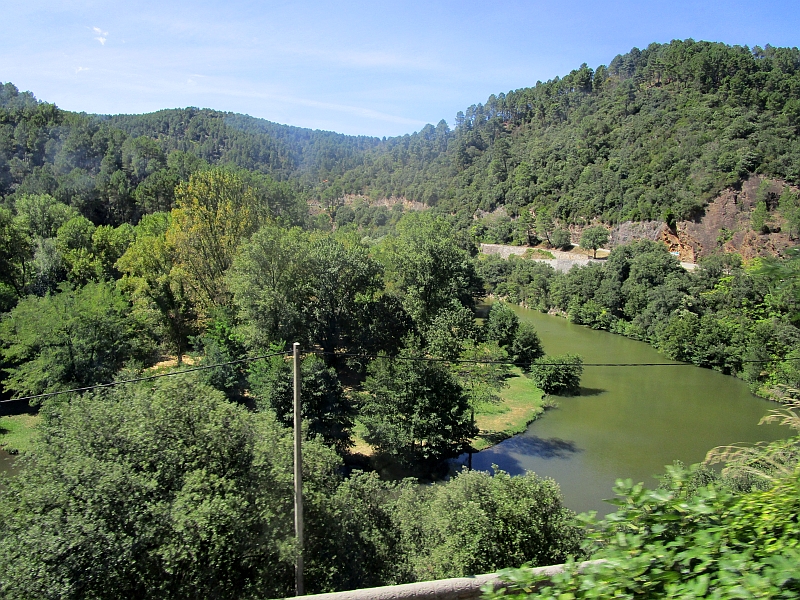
xmin=92 ymin=26 xmax=108 ymax=45
xmin=75 ymin=66 xmax=89 ymax=74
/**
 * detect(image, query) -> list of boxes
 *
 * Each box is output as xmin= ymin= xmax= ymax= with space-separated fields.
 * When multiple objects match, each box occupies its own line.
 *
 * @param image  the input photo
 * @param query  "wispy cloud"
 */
xmin=283 ymin=46 xmax=445 ymax=73
xmin=210 ymin=86 xmax=427 ymax=127
xmin=75 ymin=66 xmax=89 ymax=74
xmin=92 ymin=26 xmax=108 ymax=45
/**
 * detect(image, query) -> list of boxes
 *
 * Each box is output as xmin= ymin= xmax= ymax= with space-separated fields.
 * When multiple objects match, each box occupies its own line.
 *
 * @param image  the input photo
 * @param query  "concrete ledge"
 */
xmin=291 ymin=561 xmax=602 ymax=600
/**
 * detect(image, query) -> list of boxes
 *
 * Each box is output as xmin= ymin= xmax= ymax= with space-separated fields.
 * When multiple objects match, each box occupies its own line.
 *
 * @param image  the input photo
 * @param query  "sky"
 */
xmin=1 ymin=0 xmax=799 ymax=137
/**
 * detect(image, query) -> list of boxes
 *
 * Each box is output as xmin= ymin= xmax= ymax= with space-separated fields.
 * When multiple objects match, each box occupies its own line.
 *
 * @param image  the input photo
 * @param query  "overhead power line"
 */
xmin=2 ymin=349 xmax=799 ymax=406
xmin=0 ymin=350 xmax=289 ymax=404
xmin=311 ymin=350 xmax=800 ymax=367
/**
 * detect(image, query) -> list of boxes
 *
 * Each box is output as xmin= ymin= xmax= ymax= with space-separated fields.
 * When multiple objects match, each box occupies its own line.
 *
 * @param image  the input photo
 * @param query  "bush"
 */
xmin=511 ymin=322 xmax=545 ymax=368
xmin=550 ymin=228 xmax=572 ymax=250
xmin=529 ymin=354 xmax=583 ymax=395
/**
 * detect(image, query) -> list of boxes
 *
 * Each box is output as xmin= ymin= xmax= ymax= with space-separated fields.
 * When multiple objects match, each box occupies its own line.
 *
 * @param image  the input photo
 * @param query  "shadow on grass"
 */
xmin=474 ymin=430 xmax=510 ymax=447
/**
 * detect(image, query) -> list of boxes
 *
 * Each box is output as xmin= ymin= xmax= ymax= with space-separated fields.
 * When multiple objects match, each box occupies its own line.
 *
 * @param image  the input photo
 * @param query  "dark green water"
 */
xmin=0 ymin=448 xmax=17 ymax=479
xmin=460 ymin=308 xmax=791 ymax=516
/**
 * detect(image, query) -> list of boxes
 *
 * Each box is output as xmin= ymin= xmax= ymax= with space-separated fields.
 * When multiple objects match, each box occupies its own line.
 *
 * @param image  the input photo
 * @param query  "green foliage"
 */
xmin=487 ymin=463 xmax=800 ymax=599
xmin=453 ymin=340 xmax=510 ymax=412
xmin=380 ymin=212 xmax=481 ymax=327
xmin=485 ymin=301 xmax=520 ymax=348
xmin=13 ymin=194 xmax=77 ymax=239
xmin=360 ymin=345 xmax=476 ymax=467
xmin=248 ymin=352 xmax=354 ymax=453
xmin=530 ymin=354 xmax=583 ymax=395
xmin=550 ymin=228 xmax=572 ymax=250
xmin=393 ymin=468 xmax=584 ymax=581
xmin=228 ymin=223 xmax=313 ymax=347
xmin=167 ymin=168 xmax=268 ymax=312
xmin=0 ymin=206 xmax=31 ymax=300
xmin=425 ymin=300 xmax=479 ymax=360
xmin=751 ymin=199 xmax=772 ymax=233
xmin=779 ymin=188 xmax=800 ymax=239
xmin=511 ymin=321 xmax=545 ymax=368
xmin=579 ymin=226 xmax=610 ymax=258
xmin=230 ymin=224 xmax=396 ymax=358
xmin=0 ymin=376 xmax=341 ymax=599
xmin=0 ymin=282 xmax=152 ymax=398
xmin=116 ymin=212 xmax=195 ymax=361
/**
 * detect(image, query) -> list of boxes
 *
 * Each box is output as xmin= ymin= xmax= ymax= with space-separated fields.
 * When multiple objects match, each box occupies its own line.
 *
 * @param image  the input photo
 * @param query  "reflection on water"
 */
xmin=457 ymin=308 xmax=791 ymax=516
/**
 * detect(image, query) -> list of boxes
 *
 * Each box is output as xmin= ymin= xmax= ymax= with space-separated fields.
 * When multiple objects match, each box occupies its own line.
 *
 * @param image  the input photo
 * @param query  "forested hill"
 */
xmin=2 ymin=39 xmax=800 ymax=229
xmin=322 ymin=40 xmax=800 ymax=226
xmin=103 ymin=110 xmax=383 ymax=183
xmin=0 ymin=83 xmax=383 ymax=225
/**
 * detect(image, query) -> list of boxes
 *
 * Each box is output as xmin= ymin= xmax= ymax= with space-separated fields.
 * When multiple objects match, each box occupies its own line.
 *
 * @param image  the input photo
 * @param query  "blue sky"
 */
xmin=1 ymin=0 xmax=798 ymax=137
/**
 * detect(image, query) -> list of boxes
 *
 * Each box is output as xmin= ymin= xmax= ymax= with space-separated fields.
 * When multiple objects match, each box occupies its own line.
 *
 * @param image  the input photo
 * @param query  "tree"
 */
xmin=393 ymin=468 xmax=584 ymax=581
xmin=485 ymin=301 xmax=519 ymax=349
xmin=381 ymin=213 xmax=481 ymax=326
xmin=0 ymin=207 xmax=32 ymax=300
xmin=580 ymin=226 xmax=610 ymax=258
xmin=529 ymin=354 xmax=583 ymax=395
xmin=167 ymin=168 xmax=267 ymax=312
xmin=550 ymin=228 xmax=572 ymax=250
xmin=453 ymin=340 xmax=510 ymax=427
xmin=248 ymin=352 xmax=355 ymax=453
xmin=360 ymin=346 xmax=476 ymax=467
xmin=0 ymin=282 xmax=152 ymax=398
xmin=117 ymin=213 xmax=195 ymax=363
xmin=228 ymin=223 xmax=313 ymax=348
xmin=535 ymin=208 xmax=555 ymax=246
xmin=751 ymin=200 xmax=772 ymax=233
xmin=0 ymin=375 xmax=341 ymax=599
xmin=425 ymin=301 xmax=479 ymax=360
xmin=13 ymin=194 xmax=77 ymax=239
xmin=55 ymin=215 xmax=99 ymax=283
xmin=779 ymin=188 xmax=800 ymax=239
xmin=306 ymin=234 xmax=384 ymax=359
xmin=511 ymin=321 xmax=545 ymax=369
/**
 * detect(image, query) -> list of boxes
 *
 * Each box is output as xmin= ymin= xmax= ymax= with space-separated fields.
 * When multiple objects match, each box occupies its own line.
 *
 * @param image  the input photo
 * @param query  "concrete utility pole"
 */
xmin=293 ymin=342 xmax=304 ymax=596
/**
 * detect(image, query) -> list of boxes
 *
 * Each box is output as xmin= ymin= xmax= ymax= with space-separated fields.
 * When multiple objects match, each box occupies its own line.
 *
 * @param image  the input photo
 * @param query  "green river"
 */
xmin=459 ymin=307 xmax=791 ymax=516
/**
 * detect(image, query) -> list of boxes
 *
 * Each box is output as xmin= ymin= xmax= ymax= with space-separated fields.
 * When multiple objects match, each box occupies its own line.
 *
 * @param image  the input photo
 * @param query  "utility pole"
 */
xmin=293 ymin=342 xmax=304 ymax=596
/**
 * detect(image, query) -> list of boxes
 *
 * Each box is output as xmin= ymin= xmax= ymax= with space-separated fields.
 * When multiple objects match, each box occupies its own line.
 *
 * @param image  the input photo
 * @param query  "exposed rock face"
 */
xmin=608 ymin=176 xmax=797 ymax=262
xmin=610 ymin=221 xmax=666 ymax=245
xmin=675 ymin=177 xmax=796 ymax=261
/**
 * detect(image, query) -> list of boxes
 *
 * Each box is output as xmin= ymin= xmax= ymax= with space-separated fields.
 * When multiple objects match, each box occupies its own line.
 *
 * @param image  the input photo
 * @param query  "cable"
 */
xmin=4 ymin=348 xmax=799 ymax=406
xmin=310 ymin=350 xmax=800 ymax=367
xmin=0 ymin=350 xmax=290 ymax=404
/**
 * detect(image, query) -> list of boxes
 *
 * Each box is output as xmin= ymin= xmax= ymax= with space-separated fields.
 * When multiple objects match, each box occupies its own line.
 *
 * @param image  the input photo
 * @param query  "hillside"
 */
xmin=2 ymin=39 xmax=800 ymax=240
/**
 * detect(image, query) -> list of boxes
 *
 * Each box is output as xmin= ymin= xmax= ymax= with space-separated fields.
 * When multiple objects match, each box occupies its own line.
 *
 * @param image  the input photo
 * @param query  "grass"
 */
xmin=523 ymin=248 xmax=556 ymax=260
xmin=346 ymin=368 xmax=547 ymax=460
xmin=472 ymin=367 xmax=545 ymax=451
xmin=0 ymin=414 xmax=40 ymax=454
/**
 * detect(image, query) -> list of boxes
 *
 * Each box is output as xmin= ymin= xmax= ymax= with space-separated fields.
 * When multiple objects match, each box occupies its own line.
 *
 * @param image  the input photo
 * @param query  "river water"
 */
xmin=457 ymin=308 xmax=791 ymax=516
xmin=0 ymin=448 xmax=17 ymax=479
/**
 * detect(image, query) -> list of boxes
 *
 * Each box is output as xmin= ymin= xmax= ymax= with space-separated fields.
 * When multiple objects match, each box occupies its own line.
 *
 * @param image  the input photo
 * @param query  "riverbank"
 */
xmin=349 ymin=369 xmax=547 ymax=459
xmin=471 ymin=368 xmax=546 ymax=451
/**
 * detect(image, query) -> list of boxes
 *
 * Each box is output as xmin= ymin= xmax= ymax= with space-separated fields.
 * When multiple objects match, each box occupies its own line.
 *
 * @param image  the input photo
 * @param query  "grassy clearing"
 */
xmin=347 ymin=368 xmax=546 ymax=460
xmin=0 ymin=414 xmax=40 ymax=454
xmin=472 ymin=368 xmax=545 ymax=451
